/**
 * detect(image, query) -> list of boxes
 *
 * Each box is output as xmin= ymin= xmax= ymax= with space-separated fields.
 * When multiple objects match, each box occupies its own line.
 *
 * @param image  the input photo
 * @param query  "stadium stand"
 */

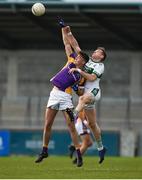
xmin=0 ymin=56 xmax=8 ymax=96
xmin=0 ymin=51 xmax=141 ymax=131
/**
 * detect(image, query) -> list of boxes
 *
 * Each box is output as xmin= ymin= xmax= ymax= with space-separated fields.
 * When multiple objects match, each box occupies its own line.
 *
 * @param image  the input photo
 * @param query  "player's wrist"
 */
xmin=57 ymin=17 xmax=66 ymax=28
xmin=67 ymin=32 xmax=72 ymax=36
xmin=60 ymin=23 xmax=66 ymax=28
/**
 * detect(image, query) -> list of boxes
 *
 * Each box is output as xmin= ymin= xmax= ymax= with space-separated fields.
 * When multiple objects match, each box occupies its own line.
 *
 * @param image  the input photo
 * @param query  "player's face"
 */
xmin=74 ymin=54 xmax=85 ymax=67
xmin=91 ymin=49 xmax=104 ymax=62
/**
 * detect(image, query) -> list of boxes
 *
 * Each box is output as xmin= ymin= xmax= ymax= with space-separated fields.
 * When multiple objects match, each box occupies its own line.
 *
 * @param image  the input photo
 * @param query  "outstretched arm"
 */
xmin=61 ymin=27 xmax=73 ymax=57
xmin=58 ymin=17 xmax=73 ymax=57
xmin=63 ymin=26 xmax=81 ymax=54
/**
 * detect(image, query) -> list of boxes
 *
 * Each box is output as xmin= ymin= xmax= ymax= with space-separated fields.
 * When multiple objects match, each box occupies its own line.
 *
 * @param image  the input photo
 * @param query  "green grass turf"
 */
xmin=0 ymin=156 xmax=142 ymax=179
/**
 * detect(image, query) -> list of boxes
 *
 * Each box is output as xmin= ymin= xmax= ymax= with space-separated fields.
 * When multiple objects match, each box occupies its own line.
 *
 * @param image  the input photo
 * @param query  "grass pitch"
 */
xmin=0 ymin=156 xmax=142 ymax=179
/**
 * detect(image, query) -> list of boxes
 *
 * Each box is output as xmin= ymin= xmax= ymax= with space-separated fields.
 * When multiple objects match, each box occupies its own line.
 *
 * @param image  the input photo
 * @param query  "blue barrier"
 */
xmin=10 ymin=130 xmax=119 ymax=156
xmin=0 ymin=130 xmax=10 ymax=156
xmin=10 ymin=130 xmax=71 ymax=155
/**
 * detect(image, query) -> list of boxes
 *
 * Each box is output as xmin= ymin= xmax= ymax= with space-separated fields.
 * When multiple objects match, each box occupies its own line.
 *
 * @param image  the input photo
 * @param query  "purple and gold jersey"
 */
xmin=50 ymin=54 xmax=81 ymax=92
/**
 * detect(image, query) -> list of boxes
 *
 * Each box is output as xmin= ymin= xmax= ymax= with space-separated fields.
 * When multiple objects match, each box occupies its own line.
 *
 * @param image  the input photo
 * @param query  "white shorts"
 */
xmin=84 ymin=89 xmax=101 ymax=109
xmin=47 ymin=88 xmax=74 ymax=110
xmin=75 ymin=119 xmax=90 ymax=136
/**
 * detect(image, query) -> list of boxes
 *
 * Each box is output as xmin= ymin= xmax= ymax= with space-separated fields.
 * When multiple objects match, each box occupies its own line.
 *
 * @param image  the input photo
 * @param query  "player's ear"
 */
xmin=82 ymin=61 xmax=86 ymax=66
xmin=100 ymin=55 xmax=104 ymax=61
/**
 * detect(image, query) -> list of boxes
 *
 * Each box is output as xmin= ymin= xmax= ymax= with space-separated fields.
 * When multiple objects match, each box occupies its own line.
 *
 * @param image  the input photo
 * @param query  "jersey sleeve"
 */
xmin=64 ymin=53 xmax=76 ymax=67
xmin=92 ymin=63 xmax=104 ymax=78
xmin=68 ymin=53 xmax=76 ymax=63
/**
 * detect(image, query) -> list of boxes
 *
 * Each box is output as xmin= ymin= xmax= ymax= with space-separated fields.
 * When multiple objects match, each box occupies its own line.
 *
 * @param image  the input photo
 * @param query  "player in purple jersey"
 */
xmin=35 ymin=25 xmax=89 ymax=167
xmin=50 ymin=58 xmax=82 ymax=91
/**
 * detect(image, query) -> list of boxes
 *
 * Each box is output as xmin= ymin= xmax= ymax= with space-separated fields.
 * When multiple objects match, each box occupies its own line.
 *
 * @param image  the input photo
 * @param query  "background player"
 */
xmin=69 ymin=110 xmax=93 ymax=164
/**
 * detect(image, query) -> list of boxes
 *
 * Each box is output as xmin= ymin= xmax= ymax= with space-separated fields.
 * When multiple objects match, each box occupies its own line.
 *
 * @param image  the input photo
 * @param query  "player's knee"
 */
xmin=79 ymin=94 xmax=91 ymax=104
xmin=88 ymin=121 xmax=95 ymax=129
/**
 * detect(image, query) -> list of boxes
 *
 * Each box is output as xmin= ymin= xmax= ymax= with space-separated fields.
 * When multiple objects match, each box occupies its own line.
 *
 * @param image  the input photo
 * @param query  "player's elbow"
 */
xmin=90 ymin=77 xmax=96 ymax=81
xmin=87 ymin=76 xmax=96 ymax=81
xmin=65 ymin=43 xmax=71 ymax=49
xmin=69 ymin=39 xmax=81 ymax=52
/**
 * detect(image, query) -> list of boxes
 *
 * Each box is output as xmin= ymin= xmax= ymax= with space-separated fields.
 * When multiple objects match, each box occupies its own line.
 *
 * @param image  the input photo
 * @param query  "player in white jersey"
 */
xmin=84 ymin=58 xmax=104 ymax=98
xmin=59 ymin=22 xmax=107 ymax=164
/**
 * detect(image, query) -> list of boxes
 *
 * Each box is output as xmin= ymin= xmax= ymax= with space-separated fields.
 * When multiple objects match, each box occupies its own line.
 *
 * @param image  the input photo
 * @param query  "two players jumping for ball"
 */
xmin=35 ymin=17 xmax=107 ymax=167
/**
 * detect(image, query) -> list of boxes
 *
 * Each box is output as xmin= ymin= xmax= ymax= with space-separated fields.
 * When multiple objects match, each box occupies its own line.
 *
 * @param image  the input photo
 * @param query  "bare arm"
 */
xmin=70 ymin=68 xmax=97 ymax=81
xmin=79 ymin=70 xmax=97 ymax=81
xmin=61 ymin=27 xmax=73 ymax=57
xmin=63 ymin=26 xmax=81 ymax=54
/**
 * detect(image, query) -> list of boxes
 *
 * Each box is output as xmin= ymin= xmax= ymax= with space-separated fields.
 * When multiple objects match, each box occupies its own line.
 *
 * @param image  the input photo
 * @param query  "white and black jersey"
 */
xmin=83 ymin=58 xmax=104 ymax=98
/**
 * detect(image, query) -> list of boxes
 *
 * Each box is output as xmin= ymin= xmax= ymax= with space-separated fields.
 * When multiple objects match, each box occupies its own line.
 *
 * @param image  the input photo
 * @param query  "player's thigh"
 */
xmin=45 ymin=108 xmax=58 ymax=126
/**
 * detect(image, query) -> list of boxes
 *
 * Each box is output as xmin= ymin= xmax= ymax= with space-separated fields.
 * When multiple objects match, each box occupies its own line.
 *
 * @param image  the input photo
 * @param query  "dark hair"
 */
xmin=97 ymin=47 xmax=107 ymax=61
xmin=79 ymin=51 xmax=89 ymax=63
